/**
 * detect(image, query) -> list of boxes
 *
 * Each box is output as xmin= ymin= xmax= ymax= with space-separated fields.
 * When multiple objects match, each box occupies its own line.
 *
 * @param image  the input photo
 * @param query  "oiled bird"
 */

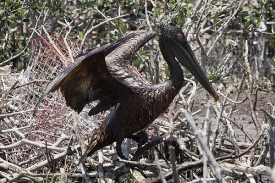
xmin=35 ymin=26 xmax=219 ymax=160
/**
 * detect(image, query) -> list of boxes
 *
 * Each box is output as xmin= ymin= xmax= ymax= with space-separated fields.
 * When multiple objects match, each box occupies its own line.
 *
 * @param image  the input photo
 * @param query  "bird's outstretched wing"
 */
xmin=34 ymin=31 xmax=156 ymax=115
xmin=106 ymin=31 xmax=156 ymax=88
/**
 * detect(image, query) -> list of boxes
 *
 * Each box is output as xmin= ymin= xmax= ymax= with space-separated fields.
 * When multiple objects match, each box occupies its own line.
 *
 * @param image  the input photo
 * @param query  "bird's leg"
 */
xmin=127 ymin=130 xmax=148 ymax=149
xmin=116 ymin=141 xmax=128 ymax=160
xmin=116 ymin=130 xmax=148 ymax=160
xmin=116 ymin=140 xmax=147 ymax=178
xmin=132 ymin=136 xmax=164 ymax=161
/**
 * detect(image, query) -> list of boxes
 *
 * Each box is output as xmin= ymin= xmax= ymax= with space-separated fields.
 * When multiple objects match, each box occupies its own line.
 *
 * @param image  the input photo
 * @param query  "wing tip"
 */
xmin=33 ymin=93 xmax=47 ymax=116
xmin=33 ymin=98 xmax=42 ymax=116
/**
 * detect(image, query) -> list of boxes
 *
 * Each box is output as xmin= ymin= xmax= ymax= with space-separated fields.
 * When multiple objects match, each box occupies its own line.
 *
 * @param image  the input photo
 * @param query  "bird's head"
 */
xmin=160 ymin=26 xmax=219 ymax=101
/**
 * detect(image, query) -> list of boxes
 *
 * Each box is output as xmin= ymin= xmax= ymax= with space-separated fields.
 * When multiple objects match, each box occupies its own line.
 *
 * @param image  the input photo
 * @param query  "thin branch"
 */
xmin=183 ymin=109 xmax=222 ymax=182
xmin=0 ymin=16 xmax=41 ymax=66
xmin=80 ymin=14 xmax=129 ymax=48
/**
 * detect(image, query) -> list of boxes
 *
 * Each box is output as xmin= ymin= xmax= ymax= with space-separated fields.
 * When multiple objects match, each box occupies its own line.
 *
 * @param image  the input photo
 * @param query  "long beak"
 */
xmin=170 ymin=39 xmax=219 ymax=101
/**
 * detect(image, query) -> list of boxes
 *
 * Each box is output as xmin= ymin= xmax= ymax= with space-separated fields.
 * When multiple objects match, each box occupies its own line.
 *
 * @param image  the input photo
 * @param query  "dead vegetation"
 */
xmin=1 ymin=0 xmax=275 ymax=182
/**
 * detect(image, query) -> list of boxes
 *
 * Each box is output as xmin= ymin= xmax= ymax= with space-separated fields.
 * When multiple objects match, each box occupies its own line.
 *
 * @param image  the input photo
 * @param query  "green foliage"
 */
xmin=156 ymin=0 xmax=192 ymax=27
xmin=0 ymin=0 xmax=71 ymax=69
xmin=270 ymin=39 xmax=275 ymax=49
xmin=271 ymin=58 xmax=275 ymax=67
xmin=0 ymin=0 xmax=196 ymax=70
xmin=163 ymin=62 xmax=170 ymax=80
xmin=131 ymin=55 xmax=140 ymax=67
xmin=207 ymin=69 xmax=226 ymax=83
xmin=234 ymin=0 xmax=275 ymax=32
xmin=78 ymin=31 xmax=84 ymax=41
xmin=225 ymin=39 xmax=238 ymax=50
xmin=0 ymin=0 xmax=29 ymax=69
xmin=1 ymin=0 xmax=274 ymax=79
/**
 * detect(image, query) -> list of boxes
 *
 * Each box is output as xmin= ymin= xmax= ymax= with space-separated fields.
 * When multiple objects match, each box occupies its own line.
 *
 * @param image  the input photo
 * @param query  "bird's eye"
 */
xmin=177 ymin=33 xmax=183 ymax=41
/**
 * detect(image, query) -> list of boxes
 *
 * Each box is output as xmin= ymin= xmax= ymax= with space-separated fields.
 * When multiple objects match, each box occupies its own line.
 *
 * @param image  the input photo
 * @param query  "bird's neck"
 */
xmin=150 ymin=41 xmax=184 ymax=115
xmin=160 ymin=41 xmax=184 ymax=91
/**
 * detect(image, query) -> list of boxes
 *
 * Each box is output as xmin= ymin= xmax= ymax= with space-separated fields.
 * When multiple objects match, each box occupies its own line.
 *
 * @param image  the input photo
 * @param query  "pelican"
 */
xmin=35 ymin=26 xmax=219 ymax=160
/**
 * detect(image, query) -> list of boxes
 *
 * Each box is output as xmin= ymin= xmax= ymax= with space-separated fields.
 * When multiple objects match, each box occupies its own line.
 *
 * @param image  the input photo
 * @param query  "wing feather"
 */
xmin=106 ymin=31 xmax=156 ymax=87
xmin=34 ymin=31 xmax=157 ymax=115
xmin=34 ymin=46 xmax=130 ymax=114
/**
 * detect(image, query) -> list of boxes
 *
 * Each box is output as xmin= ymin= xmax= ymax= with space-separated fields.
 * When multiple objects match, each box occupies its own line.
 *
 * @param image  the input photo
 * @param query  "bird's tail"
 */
xmin=79 ymin=104 xmax=119 ymax=163
xmin=79 ymin=133 xmax=99 ymax=163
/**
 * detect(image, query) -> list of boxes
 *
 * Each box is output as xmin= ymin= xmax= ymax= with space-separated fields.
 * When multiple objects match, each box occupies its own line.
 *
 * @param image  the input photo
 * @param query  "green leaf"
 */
xmin=18 ymin=9 xmax=25 ymax=17
xmin=35 ymin=2 xmax=44 ymax=11
xmin=78 ymin=31 xmax=84 ymax=40
xmin=121 ymin=24 xmax=128 ymax=34
xmin=256 ymin=17 xmax=262 ymax=27
xmin=271 ymin=58 xmax=275 ymax=67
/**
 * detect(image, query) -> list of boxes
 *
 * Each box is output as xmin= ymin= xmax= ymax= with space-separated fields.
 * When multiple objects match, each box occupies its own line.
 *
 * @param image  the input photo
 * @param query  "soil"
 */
xmin=192 ymin=84 xmax=274 ymax=142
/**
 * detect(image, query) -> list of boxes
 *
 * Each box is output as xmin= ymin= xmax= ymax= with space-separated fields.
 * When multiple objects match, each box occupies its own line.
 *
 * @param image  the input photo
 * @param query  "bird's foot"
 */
xmin=127 ymin=130 xmax=148 ymax=148
xmin=132 ymin=136 xmax=164 ymax=161
xmin=116 ymin=142 xmax=147 ymax=177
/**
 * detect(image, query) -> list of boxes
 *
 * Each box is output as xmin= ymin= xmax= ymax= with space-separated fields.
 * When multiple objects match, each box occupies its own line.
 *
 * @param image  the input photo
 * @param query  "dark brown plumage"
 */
xmin=35 ymin=26 xmax=219 ymax=160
